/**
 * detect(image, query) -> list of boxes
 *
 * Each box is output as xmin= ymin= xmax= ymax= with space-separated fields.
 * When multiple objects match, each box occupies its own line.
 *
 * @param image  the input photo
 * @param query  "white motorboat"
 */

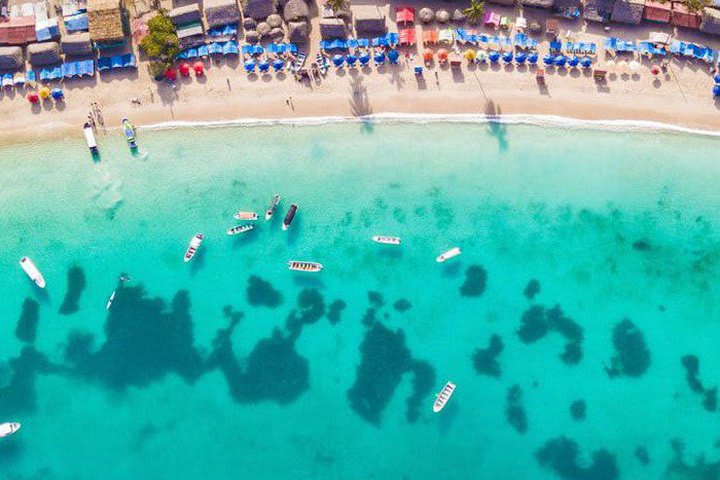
xmin=233 ymin=211 xmax=258 ymax=221
xmin=288 ymin=260 xmax=323 ymax=272
xmin=105 ymin=290 xmax=116 ymax=310
xmin=0 ymin=422 xmax=21 ymax=438
xmin=184 ymin=233 xmax=204 ymax=263
xmin=372 ymin=235 xmax=401 ymax=245
xmin=19 ymin=256 xmax=46 ymax=288
xmin=226 ymin=224 xmax=255 ymax=235
xmin=282 ymin=204 xmax=298 ymax=231
xmin=436 ymin=247 xmax=461 ymax=263
xmin=265 ymin=194 xmax=281 ymax=220
xmin=83 ymin=122 xmax=98 ymax=155
xmin=433 ymin=382 xmax=456 ymax=413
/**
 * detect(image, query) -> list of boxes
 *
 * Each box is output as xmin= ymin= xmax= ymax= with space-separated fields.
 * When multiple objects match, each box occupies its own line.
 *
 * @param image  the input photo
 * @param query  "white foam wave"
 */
xmin=138 ymin=113 xmax=720 ymax=138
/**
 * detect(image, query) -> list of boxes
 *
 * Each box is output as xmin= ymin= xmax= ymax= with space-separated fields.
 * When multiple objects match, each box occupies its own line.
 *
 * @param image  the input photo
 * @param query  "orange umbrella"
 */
xmin=193 ymin=61 xmax=204 ymax=75
xmin=437 ymin=49 xmax=449 ymax=61
xmin=178 ymin=63 xmax=191 ymax=76
xmin=423 ymin=51 xmax=434 ymax=62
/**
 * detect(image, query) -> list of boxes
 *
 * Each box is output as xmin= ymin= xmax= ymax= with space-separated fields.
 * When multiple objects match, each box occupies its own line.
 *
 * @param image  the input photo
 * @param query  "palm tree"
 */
xmin=327 ymin=0 xmax=347 ymax=13
xmin=464 ymin=0 xmax=485 ymax=24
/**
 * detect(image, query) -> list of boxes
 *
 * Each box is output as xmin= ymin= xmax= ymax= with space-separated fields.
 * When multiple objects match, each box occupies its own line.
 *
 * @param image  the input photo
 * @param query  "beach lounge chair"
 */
xmin=198 ymin=44 xmax=209 ymax=57
xmin=483 ymin=12 xmax=500 ymax=28
xmin=291 ymin=51 xmax=306 ymax=72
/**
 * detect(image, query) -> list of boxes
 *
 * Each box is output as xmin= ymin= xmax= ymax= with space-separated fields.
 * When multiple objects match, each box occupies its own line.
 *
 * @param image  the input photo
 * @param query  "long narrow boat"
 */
xmin=226 ymin=224 xmax=255 ymax=235
xmin=372 ymin=235 xmax=401 ymax=245
xmin=19 ymin=256 xmax=46 ymax=288
xmin=233 ymin=211 xmax=258 ymax=221
xmin=265 ymin=194 xmax=281 ymax=220
xmin=436 ymin=247 xmax=461 ymax=263
xmin=83 ymin=122 xmax=98 ymax=155
xmin=288 ymin=260 xmax=323 ymax=272
xmin=121 ymin=118 xmax=137 ymax=150
xmin=0 ymin=422 xmax=20 ymax=438
xmin=433 ymin=382 xmax=456 ymax=413
xmin=283 ymin=204 xmax=298 ymax=231
xmin=105 ymin=290 xmax=116 ymax=310
xmin=184 ymin=233 xmax=204 ymax=263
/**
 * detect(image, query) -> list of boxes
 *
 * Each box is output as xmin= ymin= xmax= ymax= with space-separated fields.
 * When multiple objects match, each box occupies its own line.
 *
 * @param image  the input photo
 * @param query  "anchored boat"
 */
xmin=433 ymin=382 xmax=456 ymax=413
xmin=288 ymin=260 xmax=323 ymax=272
xmin=436 ymin=247 xmax=461 ymax=263
xmin=0 ymin=422 xmax=21 ymax=439
xmin=121 ymin=118 xmax=137 ymax=150
xmin=372 ymin=235 xmax=401 ymax=245
xmin=184 ymin=233 xmax=204 ymax=263
xmin=19 ymin=256 xmax=45 ymax=288
xmin=265 ymin=194 xmax=281 ymax=220
xmin=233 ymin=211 xmax=258 ymax=221
xmin=283 ymin=204 xmax=298 ymax=231
xmin=83 ymin=122 xmax=98 ymax=155
xmin=226 ymin=224 xmax=255 ymax=235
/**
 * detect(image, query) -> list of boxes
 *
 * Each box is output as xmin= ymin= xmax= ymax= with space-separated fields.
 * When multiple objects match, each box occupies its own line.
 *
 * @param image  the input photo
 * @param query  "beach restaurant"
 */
xmin=87 ymin=0 xmax=125 ymax=48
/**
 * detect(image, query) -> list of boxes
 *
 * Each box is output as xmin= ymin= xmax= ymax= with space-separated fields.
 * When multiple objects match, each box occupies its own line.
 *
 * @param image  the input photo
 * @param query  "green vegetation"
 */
xmin=326 ymin=0 xmax=347 ymax=13
xmin=683 ymin=0 xmax=710 ymax=12
xmin=139 ymin=10 xmax=180 ymax=80
xmin=463 ymin=0 xmax=485 ymax=24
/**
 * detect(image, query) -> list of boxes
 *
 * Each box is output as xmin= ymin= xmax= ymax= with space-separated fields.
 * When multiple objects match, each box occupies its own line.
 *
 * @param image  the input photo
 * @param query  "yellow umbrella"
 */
xmin=464 ymin=49 xmax=476 ymax=61
xmin=38 ymin=86 xmax=51 ymax=99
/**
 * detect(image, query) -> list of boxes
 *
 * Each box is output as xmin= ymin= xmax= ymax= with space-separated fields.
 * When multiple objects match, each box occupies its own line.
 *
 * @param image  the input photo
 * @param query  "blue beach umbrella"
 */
xmin=568 ymin=55 xmax=580 ymax=67
xmin=543 ymin=53 xmax=554 ymax=65
xmin=346 ymin=54 xmax=357 ymax=65
xmin=388 ymin=49 xmax=400 ymax=63
xmin=554 ymin=55 xmax=566 ymax=67
xmin=714 ymin=74 xmax=720 ymax=84
xmin=272 ymin=59 xmax=284 ymax=71
xmin=528 ymin=52 xmax=539 ymax=64
xmin=580 ymin=56 xmax=592 ymax=68
xmin=502 ymin=51 xmax=513 ymax=63
xmin=258 ymin=59 xmax=270 ymax=72
xmin=50 ymin=88 xmax=64 ymax=100
xmin=332 ymin=54 xmax=344 ymax=66
xmin=374 ymin=51 xmax=385 ymax=63
xmin=488 ymin=50 xmax=500 ymax=63
xmin=359 ymin=53 xmax=370 ymax=65
xmin=515 ymin=51 xmax=527 ymax=64
xmin=714 ymin=84 xmax=720 ymax=97
xmin=243 ymin=59 xmax=255 ymax=72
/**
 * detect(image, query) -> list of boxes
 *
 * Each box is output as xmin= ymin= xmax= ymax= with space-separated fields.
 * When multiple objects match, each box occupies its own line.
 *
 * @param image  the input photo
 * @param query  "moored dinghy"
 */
xmin=226 ymin=224 xmax=255 ymax=235
xmin=233 ymin=211 xmax=259 ymax=221
xmin=433 ymin=381 xmax=456 ymax=413
xmin=19 ymin=256 xmax=46 ymax=288
xmin=265 ymin=194 xmax=281 ymax=220
xmin=436 ymin=247 xmax=461 ymax=263
xmin=121 ymin=118 xmax=137 ymax=150
xmin=288 ymin=260 xmax=323 ymax=272
xmin=372 ymin=235 xmax=401 ymax=245
xmin=283 ymin=204 xmax=298 ymax=231
xmin=0 ymin=422 xmax=21 ymax=438
xmin=83 ymin=122 xmax=98 ymax=155
xmin=184 ymin=233 xmax=204 ymax=263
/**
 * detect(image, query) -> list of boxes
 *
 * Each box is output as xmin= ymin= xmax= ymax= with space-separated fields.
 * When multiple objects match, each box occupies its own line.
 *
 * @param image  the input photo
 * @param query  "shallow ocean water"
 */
xmin=1 ymin=121 xmax=720 ymax=479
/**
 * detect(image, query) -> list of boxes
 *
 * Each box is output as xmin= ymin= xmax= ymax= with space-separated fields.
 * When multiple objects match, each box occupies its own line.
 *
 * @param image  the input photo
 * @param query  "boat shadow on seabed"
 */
xmin=189 ymin=245 xmax=207 ymax=276
xmin=437 ymin=398 xmax=460 ymax=435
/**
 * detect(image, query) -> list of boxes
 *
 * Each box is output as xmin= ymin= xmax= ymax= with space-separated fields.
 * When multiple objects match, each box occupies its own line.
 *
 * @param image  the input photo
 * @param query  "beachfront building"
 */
xmin=0 ymin=46 xmax=24 ymax=71
xmin=87 ymin=0 xmax=125 ymax=47
xmin=27 ymin=41 xmax=61 ymax=66
xmin=354 ymin=5 xmax=387 ymax=36
xmin=0 ymin=16 xmax=36 ymax=45
xmin=61 ymin=32 xmax=94 ymax=56
xmin=171 ymin=3 xmax=205 ymax=47
xmin=204 ymin=0 xmax=241 ymax=28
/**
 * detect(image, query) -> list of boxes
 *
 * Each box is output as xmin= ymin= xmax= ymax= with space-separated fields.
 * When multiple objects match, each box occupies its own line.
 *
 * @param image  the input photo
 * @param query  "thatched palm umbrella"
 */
xmin=436 ymin=9 xmax=450 ymax=23
xmin=419 ymin=7 xmax=434 ymax=23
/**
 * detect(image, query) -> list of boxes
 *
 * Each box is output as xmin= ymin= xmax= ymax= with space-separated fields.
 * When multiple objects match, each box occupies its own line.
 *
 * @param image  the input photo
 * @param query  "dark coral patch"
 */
xmin=0 ymin=346 xmax=61 ymax=414
xmin=681 ymin=355 xmax=717 ymax=412
xmin=634 ymin=446 xmax=650 ymax=465
xmin=406 ymin=361 xmax=435 ymax=423
xmin=505 ymin=385 xmax=527 ymax=434
xmin=393 ymin=299 xmax=412 ymax=312
xmin=536 ymin=436 xmax=619 ymax=480
xmin=666 ymin=439 xmax=720 ymax=479
xmin=246 ymin=275 xmax=283 ymax=308
xmin=460 ymin=265 xmax=487 ymax=297
xmin=327 ymin=299 xmax=346 ymax=325
xmin=524 ymin=279 xmax=540 ymax=300
xmin=59 ymin=266 xmax=86 ymax=315
xmin=16 ymin=298 xmax=39 ymax=343
xmin=517 ymin=305 xmax=584 ymax=365
xmin=604 ymin=319 xmax=650 ymax=378
xmin=570 ymin=400 xmax=586 ymax=421
xmin=632 ymin=240 xmax=651 ymax=251
xmin=368 ymin=291 xmax=384 ymax=307
xmin=472 ymin=334 xmax=503 ymax=378
xmin=517 ymin=305 xmax=549 ymax=343
xmin=64 ymin=330 xmax=95 ymax=364
xmin=286 ymin=289 xmax=325 ymax=335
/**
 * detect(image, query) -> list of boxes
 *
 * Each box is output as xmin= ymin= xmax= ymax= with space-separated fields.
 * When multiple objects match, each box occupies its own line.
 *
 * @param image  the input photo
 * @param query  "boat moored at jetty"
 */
xmin=19 ymin=256 xmax=45 ymax=288
xmin=265 ymin=194 xmax=281 ymax=220
xmin=433 ymin=382 xmax=456 ymax=413
xmin=184 ymin=234 xmax=204 ymax=263
xmin=372 ymin=235 xmax=401 ymax=245
xmin=436 ymin=247 xmax=461 ymax=263
xmin=288 ymin=260 xmax=323 ymax=272
xmin=283 ymin=204 xmax=298 ymax=231
xmin=121 ymin=118 xmax=137 ymax=150
xmin=83 ymin=122 xmax=98 ymax=155
xmin=0 ymin=422 xmax=20 ymax=438
xmin=226 ymin=224 xmax=255 ymax=235
xmin=233 ymin=211 xmax=258 ymax=221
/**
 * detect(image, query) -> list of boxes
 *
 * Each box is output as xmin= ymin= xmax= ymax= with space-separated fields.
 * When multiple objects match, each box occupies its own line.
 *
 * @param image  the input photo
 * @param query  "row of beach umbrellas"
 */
xmin=424 ymin=49 xmax=593 ymax=68
xmin=27 ymin=87 xmax=63 ymax=103
xmin=178 ymin=62 xmax=205 ymax=77
xmin=244 ymin=58 xmax=288 ymax=73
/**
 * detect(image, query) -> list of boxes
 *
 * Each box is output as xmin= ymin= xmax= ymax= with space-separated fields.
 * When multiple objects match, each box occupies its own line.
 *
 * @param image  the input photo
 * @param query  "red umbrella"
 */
xmin=650 ymin=66 xmax=660 ymax=75
xmin=423 ymin=51 xmax=434 ymax=62
xmin=178 ymin=63 xmax=191 ymax=76
xmin=27 ymin=92 xmax=39 ymax=103
xmin=437 ymin=49 xmax=449 ymax=61
xmin=164 ymin=69 xmax=177 ymax=81
xmin=193 ymin=61 xmax=204 ymax=75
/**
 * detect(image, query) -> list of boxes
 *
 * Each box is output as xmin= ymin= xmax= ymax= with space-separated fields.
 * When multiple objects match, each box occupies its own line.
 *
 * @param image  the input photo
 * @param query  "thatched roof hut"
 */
xmin=319 ymin=18 xmax=346 ymax=39
xmin=170 ymin=4 xmax=202 ymax=26
xmin=418 ymin=7 xmax=434 ymax=23
xmin=0 ymin=46 xmax=23 ymax=70
xmin=519 ymin=0 xmax=554 ymax=9
xmin=700 ymin=7 xmax=720 ymax=35
xmin=611 ymin=0 xmax=644 ymax=23
xmin=61 ymin=32 xmax=93 ymax=55
xmin=584 ymin=0 xmax=615 ymax=22
xmin=287 ymin=20 xmax=308 ymax=42
xmin=28 ymin=41 xmax=61 ymax=65
xmin=204 ymin=0 xmax=240 ymax=28
xmin=283 ymin=0 xmax=308 ymax=22
xmin=87 ymin=0 xmax=125 ymax=43
xmin=243 ymin=0 xmax=275 ymax=20
xmin=354 ymin=5 xmax=386 ymax=34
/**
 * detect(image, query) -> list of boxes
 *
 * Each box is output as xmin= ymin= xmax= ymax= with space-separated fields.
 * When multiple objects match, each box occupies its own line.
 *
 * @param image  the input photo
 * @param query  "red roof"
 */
xmin=671 ymin=2 xmax=700 ymax=29
xmin=396 ymin=7 xmax=414 ymax=24
xmin=643 ymin=1 xmax=671 ymax=22
xmin=0 ymin=16 xmax=37 ymax=45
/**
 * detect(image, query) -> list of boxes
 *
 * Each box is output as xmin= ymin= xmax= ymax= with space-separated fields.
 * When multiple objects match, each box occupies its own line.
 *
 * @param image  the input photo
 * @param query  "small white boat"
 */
xmin=433 ymin=382 xmax=456 ymax=413
xmin=372 ymin=235 xmax=401 ymax=245
xmin=0 ymin=422 xmax=21 ymax=438
xmin=226 ymin=224 xmax=255 ymax=235
xmin=233 ymin=211 xmax=258 ymax=221
xmin=288 ymin=260 xmax=323 ymax=272
xmin=19 ymin=256 xmax=45 ymax=288
xmin=83 ymin=122 xmax=98 ymax=155
xmin=282 ymin=204 xmax=298 ymax=231
xmin=105 ymin=290 xmax=116 ymax=310
xmin=436 ymin=247 xmax=461 ymax=263
xmin=265 ymin=194 xmax=281 ymax=220
xmin=184 ymin=233 xmax=204 ymax=263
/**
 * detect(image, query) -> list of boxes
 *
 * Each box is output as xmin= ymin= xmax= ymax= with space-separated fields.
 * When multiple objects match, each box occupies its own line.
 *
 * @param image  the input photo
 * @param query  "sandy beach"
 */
xmin=2 ymin=0 xmax=720 ymax=144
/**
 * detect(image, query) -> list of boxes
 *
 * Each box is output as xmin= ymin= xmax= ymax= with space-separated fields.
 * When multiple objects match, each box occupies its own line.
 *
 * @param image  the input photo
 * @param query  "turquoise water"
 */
xmin=2 ymin=121 xmax=720 ymax=479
